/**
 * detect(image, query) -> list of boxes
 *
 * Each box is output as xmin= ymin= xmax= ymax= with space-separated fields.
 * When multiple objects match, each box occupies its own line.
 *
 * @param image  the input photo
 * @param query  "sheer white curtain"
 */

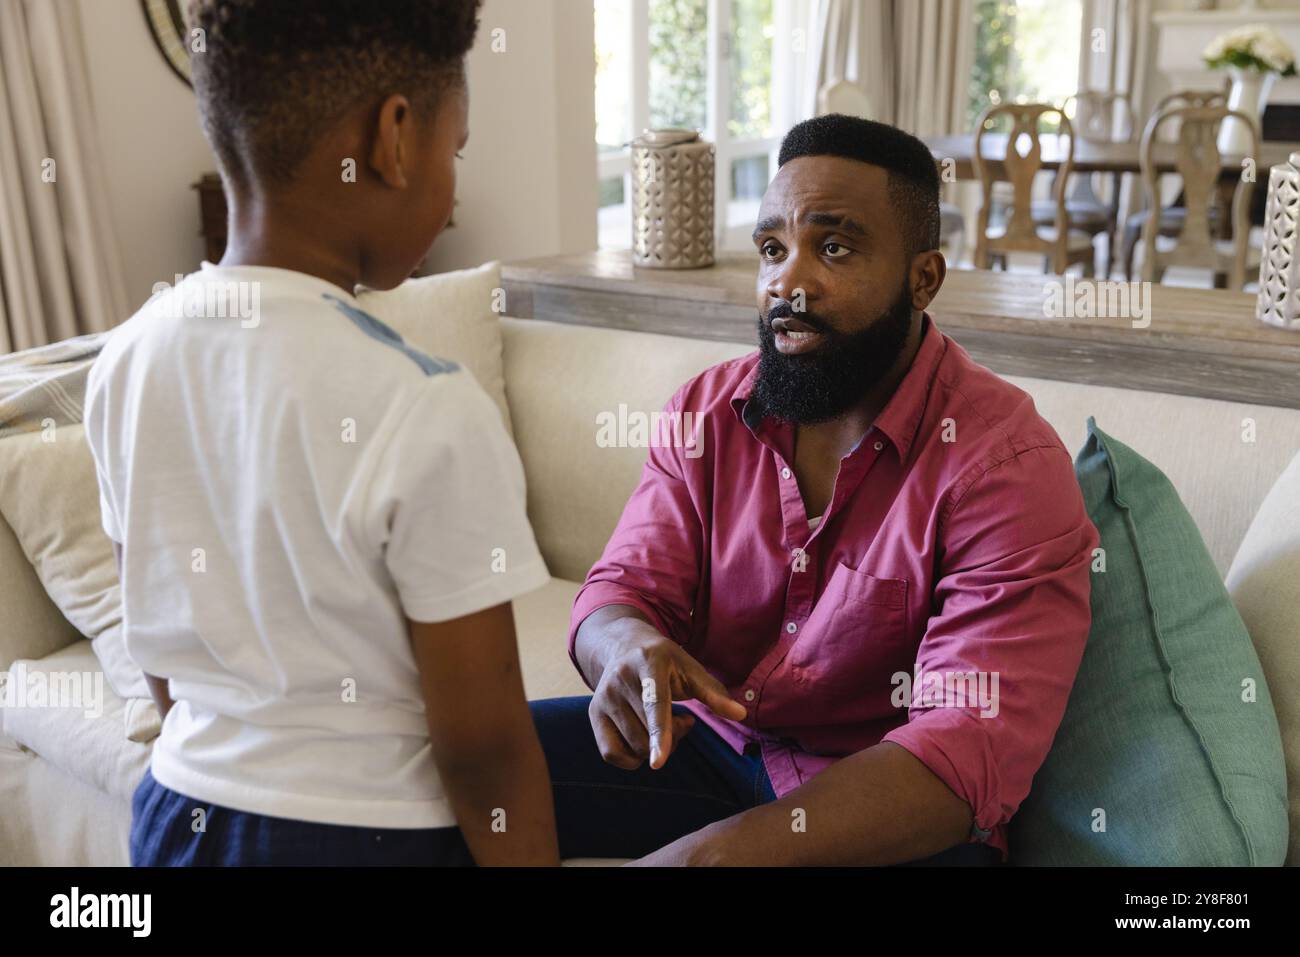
xmin=0 ymin=0 xmax=127 ymax=354
xmin=804 ymin=0 xmax=975 ymax=136
xmin=1077 ymin=0 xmax=1154 ymax=239
xmin=1078 ymin=0 xmax=1153 ymax=132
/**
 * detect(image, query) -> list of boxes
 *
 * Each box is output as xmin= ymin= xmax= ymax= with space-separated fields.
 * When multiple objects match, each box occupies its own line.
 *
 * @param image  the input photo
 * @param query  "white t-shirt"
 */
xmin=84 ymin=263 xmax=549 ymax=829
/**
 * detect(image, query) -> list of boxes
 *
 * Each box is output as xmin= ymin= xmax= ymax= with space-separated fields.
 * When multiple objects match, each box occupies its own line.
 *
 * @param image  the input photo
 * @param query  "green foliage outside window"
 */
xmin=649 ymin=0 xmax=708 ymax=130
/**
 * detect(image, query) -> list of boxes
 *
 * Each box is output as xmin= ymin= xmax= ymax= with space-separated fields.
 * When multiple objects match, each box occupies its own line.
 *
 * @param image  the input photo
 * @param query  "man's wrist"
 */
xmin=575 ymin=605 xmax=659 ymax=686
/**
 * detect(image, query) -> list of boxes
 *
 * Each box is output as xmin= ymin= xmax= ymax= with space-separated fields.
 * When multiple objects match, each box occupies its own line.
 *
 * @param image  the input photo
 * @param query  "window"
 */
xmin=969 ymin=0 xmax=1082 ymax=132
xmin=595 ymin=0 xmax=810 ymax=252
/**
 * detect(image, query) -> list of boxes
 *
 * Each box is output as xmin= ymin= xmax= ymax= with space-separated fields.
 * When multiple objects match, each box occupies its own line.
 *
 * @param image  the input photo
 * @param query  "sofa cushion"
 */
xmin=0 ymin=425 xmax=143 ymax=699
xmin=1 ymin=642 xmax=151 ymax=804
xmin=501 ymin=318 xmax=750 ymax=582
xmin=499 ymin=317 xmax=1300 ymax=583
xmin=0 ymin=510 xmax=81 ymax=672
xmin=514 ymin=577 xmax=589 ymax=700
xmin=1003 ymin=375 xmax=1300 ymax=577
xmin=359 ymin=261 xmax=513 ymax=436
xmin=1226 ymin=451 xmax=1300 ymax=865
xmin=1010 ymin=419 xmax=1290 ymax=865
xmin=0 ymin=578 xmax=586 ymax=818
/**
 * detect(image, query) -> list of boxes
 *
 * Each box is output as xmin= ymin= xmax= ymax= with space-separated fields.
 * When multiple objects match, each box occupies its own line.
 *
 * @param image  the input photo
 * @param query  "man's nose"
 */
xmin=764 ymin=253 xmax=820 ymax=311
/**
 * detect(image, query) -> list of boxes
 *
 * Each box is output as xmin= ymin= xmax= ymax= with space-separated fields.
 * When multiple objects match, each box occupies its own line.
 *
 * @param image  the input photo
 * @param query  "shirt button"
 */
xmin=873 ymin=440 xmax=884 ymax=451
xmin=786 ymin=621 xmax=798 ymax=634
xmin=744 ymin=689 xmax=756 ymax=702
xmin=781 ymin=467 xmax=792 ymax=480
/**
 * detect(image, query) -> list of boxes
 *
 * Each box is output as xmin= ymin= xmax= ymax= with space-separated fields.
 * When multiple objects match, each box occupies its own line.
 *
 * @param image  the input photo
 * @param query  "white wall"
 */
xmin=426 ymin=0 xmax=597 ymax=271
xmin=78 ymin=0 xmax=596 ymax=311
xmin=78 ymin=0 xmax=212 ymax=311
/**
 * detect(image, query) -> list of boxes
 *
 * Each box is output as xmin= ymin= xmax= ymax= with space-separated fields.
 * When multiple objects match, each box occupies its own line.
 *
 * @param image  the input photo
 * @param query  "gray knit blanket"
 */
xmin=0 ymin=332 xmax=111 ymax=439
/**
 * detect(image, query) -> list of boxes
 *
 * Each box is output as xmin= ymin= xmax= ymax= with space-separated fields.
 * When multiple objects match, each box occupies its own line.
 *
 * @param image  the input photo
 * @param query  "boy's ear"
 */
xmin=369 ymin=93 xmax=412 ymax=189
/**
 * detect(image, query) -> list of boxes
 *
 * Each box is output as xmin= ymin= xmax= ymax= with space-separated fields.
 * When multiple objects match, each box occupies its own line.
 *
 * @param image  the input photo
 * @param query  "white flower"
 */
xmin=1205 ymin=23 xmax=1295 ymax=73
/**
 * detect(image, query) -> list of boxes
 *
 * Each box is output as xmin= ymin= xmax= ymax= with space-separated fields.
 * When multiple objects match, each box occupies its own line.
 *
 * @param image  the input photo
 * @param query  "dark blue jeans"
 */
xmin=130 ymin=768 xmax=475 ymax=866
xmin=530 ymin=696 xmax=1001 ymax=866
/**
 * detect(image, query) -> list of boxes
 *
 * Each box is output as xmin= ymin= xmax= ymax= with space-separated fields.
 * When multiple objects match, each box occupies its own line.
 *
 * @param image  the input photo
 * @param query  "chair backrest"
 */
xmin=1155 ymin=88 xmax=1228 ymax=114
xmin=1063 ymin=91 xmax=1135 ymax=209
xmin=973 ymin=102 xmax=1075 ymax=260
xmin=1150 ymin=89 xmax=1230 ymax=145
xmin=1067 ymin=90 xmax=1136 ymax=144
xmin=1138 ymin=103 xmax=1258 ymax=288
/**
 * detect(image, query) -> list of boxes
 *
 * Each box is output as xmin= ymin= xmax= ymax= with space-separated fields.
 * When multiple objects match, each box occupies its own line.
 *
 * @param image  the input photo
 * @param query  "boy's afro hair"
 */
xmin=188 ymin=0 xmax=481 ymax=187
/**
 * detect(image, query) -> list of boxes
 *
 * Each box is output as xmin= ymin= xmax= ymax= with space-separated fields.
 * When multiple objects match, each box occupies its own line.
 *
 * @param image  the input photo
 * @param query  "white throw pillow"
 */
xmin=1225 ymin=451 xmax=1300 ymax=866
xmin=357 ymin=261 xmax=514 ymax=435
xmin=0 ymin=425 xmax=146 ymax=700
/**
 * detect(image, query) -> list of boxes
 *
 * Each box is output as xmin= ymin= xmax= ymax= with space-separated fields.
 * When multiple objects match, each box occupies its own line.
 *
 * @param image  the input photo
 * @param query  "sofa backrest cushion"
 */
xmin=501 ymin=318 xmax=749 ymax=582
xmin=502 ymin=317 xmax=1300 ymax=583
xmin=1001 ymin=374 xmax=1300 ymax=578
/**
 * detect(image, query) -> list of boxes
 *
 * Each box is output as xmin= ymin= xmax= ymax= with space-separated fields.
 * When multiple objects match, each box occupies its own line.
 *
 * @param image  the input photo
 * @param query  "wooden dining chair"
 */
xmin=973 ymin=103 xmax=1095 ymax=275
xmin=1120 ymin=88 xmax=1231 ymax=276
xmin=1032 ymin=91 xmax=1135 ymax=278
xmin=1137 ymin=103 xmax=1259 ymax=289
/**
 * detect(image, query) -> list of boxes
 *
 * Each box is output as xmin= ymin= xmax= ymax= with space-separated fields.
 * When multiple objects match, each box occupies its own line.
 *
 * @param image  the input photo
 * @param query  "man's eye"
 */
xmin=824 ymin=242 xmax=850 ymax=257
xmin=761 ymin=243 xmax=781 ymax=258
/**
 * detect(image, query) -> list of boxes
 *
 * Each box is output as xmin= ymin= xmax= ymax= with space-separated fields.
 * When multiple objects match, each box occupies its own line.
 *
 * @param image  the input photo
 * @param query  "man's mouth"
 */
xmin=771 ymin=315 xmax=825 ymax=355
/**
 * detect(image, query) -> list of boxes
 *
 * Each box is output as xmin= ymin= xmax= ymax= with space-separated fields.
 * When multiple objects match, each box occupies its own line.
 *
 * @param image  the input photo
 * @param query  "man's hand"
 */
xmin=575 ymin=605 xmax=746 ymax=770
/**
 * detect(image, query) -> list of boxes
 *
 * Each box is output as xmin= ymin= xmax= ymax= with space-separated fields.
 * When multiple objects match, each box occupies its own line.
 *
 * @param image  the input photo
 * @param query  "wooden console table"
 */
xmin=502 ymin=251 xmax=1300 ymax=410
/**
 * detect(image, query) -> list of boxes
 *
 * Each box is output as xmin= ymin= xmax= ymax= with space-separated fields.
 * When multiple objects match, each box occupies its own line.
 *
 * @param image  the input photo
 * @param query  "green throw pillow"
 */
xmin=1010 ymin=419 xmax=1288 ymax=865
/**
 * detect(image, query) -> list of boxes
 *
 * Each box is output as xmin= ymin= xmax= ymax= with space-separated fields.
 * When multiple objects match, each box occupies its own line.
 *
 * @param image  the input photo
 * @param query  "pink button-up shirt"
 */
xmin=568 ymin=313 xmax=1098 ymax=860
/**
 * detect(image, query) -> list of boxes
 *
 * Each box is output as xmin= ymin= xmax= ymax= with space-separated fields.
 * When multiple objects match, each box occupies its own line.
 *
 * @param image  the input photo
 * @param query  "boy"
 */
xmin=84 ymin=0 xmax=559 ymax=865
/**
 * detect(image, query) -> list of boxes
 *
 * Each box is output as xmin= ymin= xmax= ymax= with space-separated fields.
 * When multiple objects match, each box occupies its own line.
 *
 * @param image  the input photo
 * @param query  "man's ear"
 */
xmin=369 ymin=93 xmax=412 ymax=189
xmin=910 ymin=249 xmax=947 ymax=311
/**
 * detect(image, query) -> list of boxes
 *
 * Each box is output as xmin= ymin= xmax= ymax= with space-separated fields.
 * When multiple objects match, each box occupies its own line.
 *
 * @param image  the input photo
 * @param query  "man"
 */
xmin=529 ymin=114 xmax=1099 ymax=866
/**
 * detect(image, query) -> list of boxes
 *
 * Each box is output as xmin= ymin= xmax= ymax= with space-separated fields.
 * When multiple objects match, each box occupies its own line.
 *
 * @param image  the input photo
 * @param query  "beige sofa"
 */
xmin=2 ymin=315 xmax=1298 ymax=865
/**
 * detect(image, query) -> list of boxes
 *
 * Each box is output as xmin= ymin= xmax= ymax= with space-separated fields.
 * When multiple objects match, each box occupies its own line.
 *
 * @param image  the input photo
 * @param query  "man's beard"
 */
xmin=753 ymin=285 xmax=914 ymax=425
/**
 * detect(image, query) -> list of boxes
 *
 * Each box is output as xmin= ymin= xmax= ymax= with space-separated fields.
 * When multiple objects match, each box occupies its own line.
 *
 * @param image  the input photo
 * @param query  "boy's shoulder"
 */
xmin=95 ymin=267 xmax=466 ymax=387
xmin=318 ymin=293 xmax=460 ymax=380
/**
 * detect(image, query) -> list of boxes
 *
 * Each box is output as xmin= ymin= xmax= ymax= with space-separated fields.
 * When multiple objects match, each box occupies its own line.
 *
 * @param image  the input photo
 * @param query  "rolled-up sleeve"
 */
xmin=568 ymin=388 xmax=704 ymax=675
xmin=881 ymin=444 xmax=1098 ymax=851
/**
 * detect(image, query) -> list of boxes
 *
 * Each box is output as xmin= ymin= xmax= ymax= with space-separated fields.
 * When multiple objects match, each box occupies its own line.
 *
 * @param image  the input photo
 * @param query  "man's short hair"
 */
xmin=189 ymin=0 xmax=482 ymax=188
xmin=777 ymin=114 xmax=941 ymax=257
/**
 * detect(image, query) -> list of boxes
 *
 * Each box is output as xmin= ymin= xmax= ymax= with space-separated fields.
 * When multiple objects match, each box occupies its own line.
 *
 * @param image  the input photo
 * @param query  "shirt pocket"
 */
xmin=789 ymin=562 xmax=913 ymax=701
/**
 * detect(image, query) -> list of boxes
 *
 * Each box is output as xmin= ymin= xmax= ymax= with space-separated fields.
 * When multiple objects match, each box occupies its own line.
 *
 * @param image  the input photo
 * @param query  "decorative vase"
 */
xmin=1255 ymin=151 xmax=1300 ymax=330
xmin=1218 ymin=66 xmax=1275 ymax=156
xmin=630 ymin=129 xmax=715 ymax=269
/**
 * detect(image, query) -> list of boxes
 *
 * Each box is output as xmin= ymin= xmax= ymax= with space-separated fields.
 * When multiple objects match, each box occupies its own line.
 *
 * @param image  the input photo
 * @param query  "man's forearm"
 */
xmin=635 ymin=741 xmax=974 ymax=866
